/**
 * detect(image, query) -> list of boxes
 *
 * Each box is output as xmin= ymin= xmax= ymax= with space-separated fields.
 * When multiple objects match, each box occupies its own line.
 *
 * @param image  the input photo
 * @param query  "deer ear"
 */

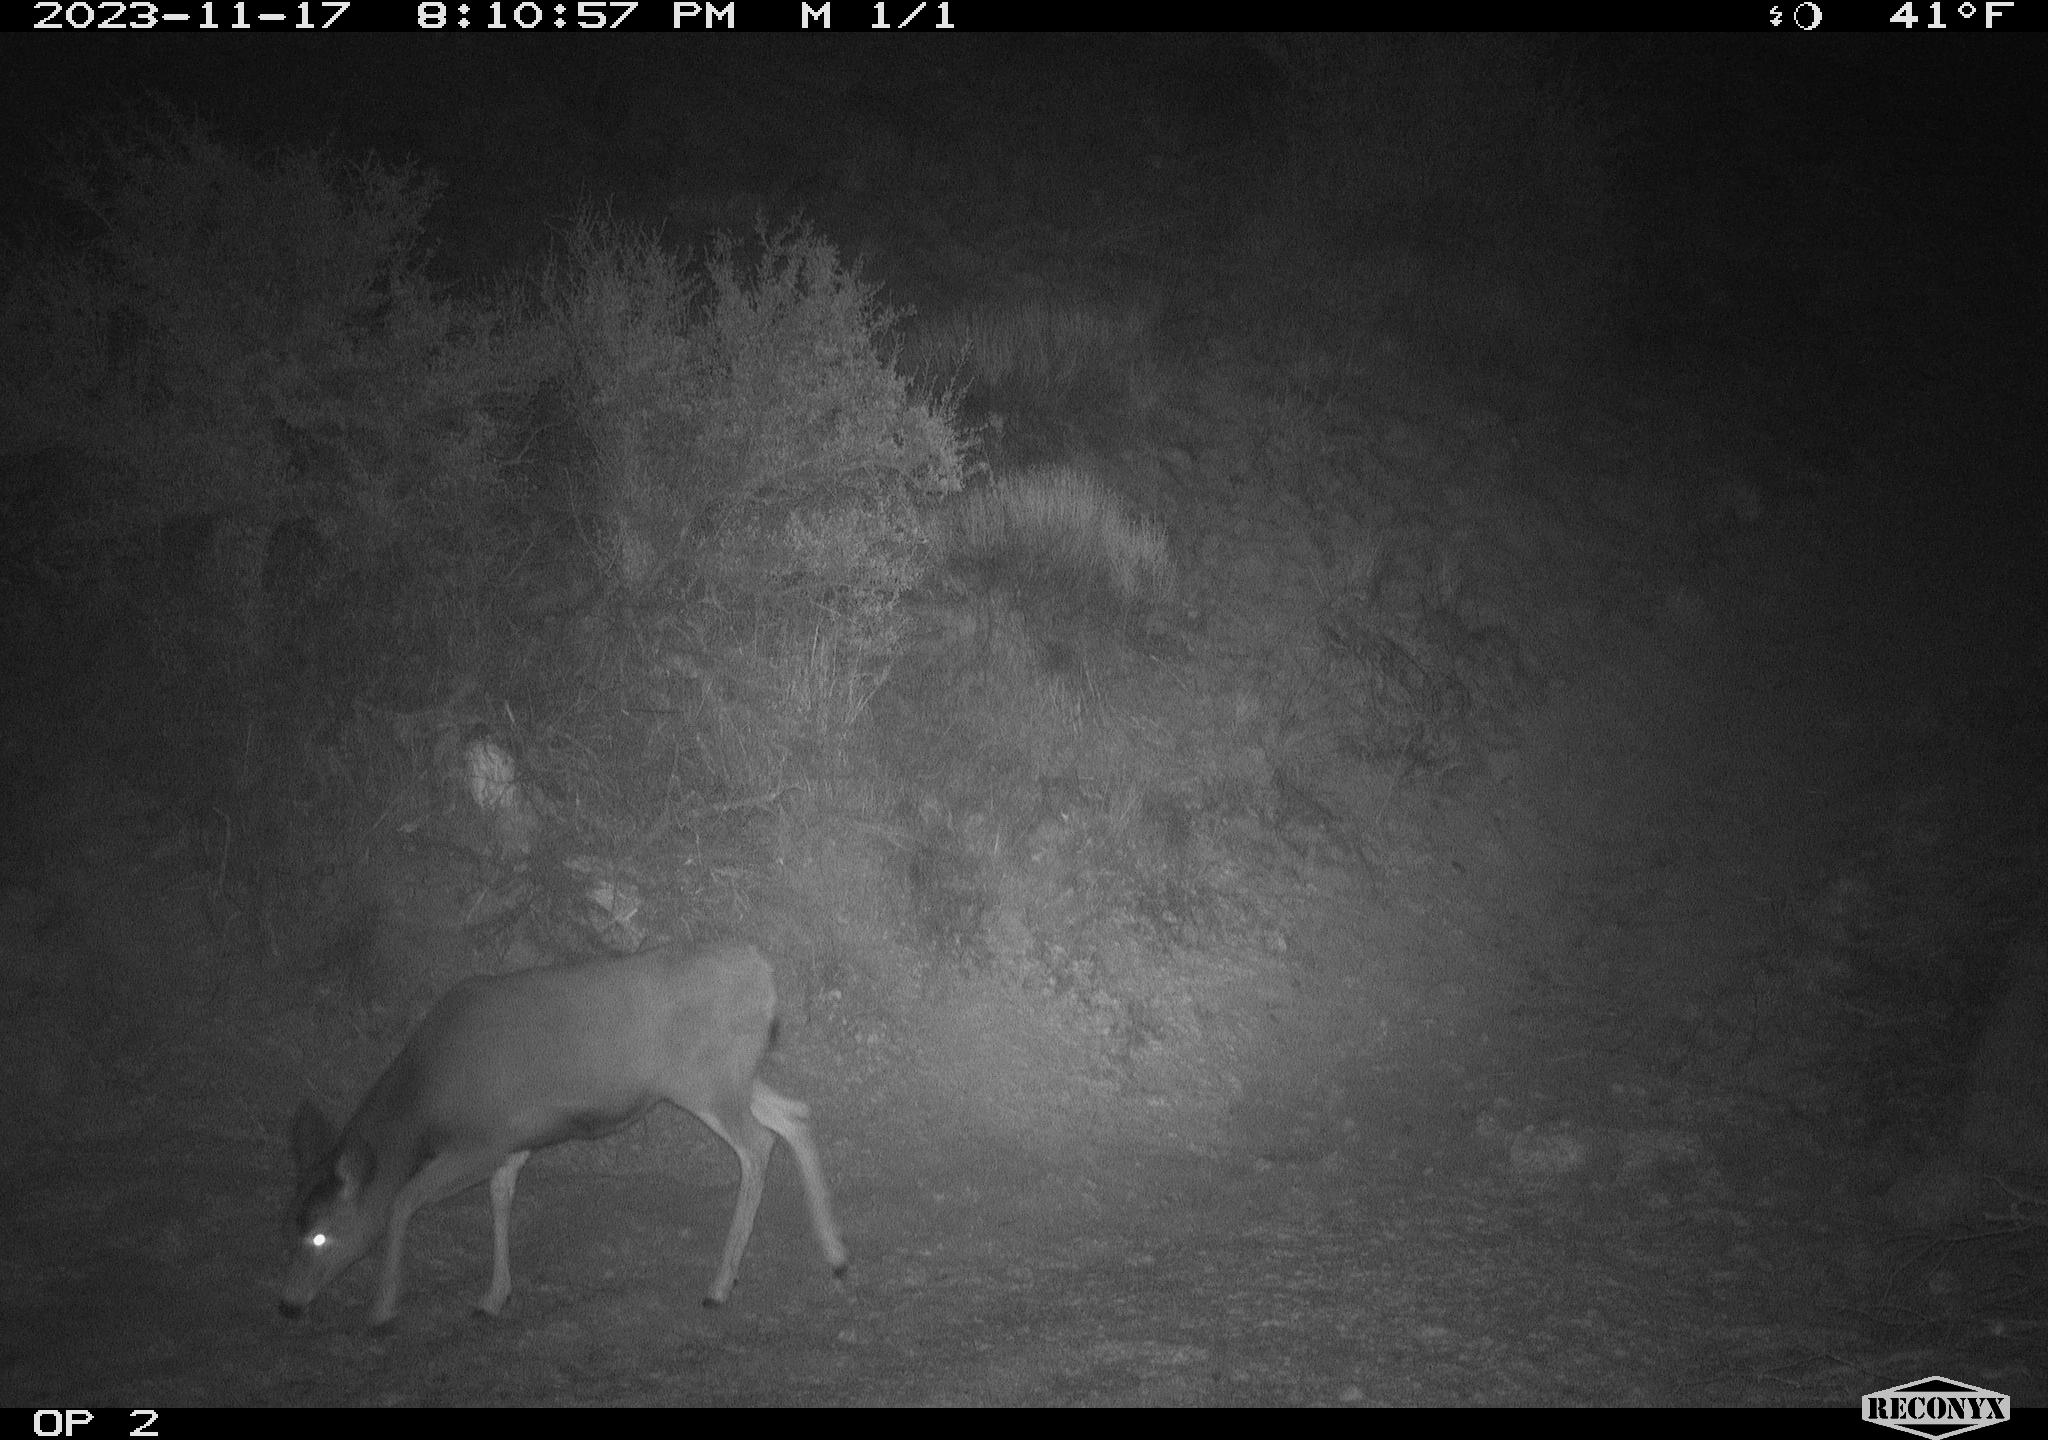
xmin=291 ymin=1101 xmax=338 ymax=1174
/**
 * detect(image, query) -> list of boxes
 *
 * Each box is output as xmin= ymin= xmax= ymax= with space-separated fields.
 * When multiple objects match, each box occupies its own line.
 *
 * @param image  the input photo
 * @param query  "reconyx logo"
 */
xmin=1864 ymin=1376 xmax=2010 ymax=1437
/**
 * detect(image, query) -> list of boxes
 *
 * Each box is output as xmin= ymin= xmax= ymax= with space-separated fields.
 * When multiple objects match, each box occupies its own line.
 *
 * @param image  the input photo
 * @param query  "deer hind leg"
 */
xmin=691 ymin=1103 xmax=776 ymax=1306
xmin=750 ymin=1081 xmax=849 ymax=1274
xmin=476 ymin=1149 xmax=532 ymax=1317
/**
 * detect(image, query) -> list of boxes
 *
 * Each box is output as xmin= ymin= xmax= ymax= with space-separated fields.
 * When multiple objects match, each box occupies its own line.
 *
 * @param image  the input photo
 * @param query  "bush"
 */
xmin=0 ymin=114 xmax=530 ymax=666
xmin=550 ymin=214 xmax=967 ymax=778
xmin=0 ymin=113 xmax=976 ymax=980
